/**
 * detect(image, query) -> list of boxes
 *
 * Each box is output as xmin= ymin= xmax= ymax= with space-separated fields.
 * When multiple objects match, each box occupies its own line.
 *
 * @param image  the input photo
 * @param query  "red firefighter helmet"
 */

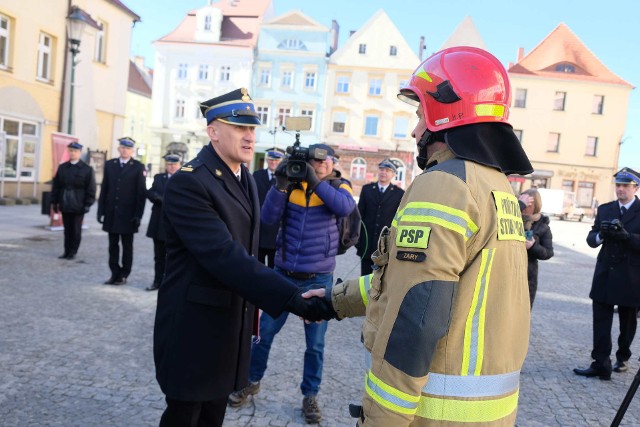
xmin=398 ymin=46 xmax=511 ymax=132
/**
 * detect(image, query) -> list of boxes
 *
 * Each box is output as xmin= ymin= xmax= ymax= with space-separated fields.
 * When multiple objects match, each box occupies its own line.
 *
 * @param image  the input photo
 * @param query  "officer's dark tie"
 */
xmin=270 ymin=173 xmax=275 ymax=186
xmin=380 ymin=186 xmax=384 ymax=194
xmin=621 ymin=206 xmax=627 ymax=218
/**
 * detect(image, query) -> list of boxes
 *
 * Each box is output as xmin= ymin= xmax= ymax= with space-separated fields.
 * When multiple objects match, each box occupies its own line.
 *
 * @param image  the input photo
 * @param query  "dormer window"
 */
xmin=204 ymin=15 xmax=211 ymax=31
xmin=278 ymin=39 xmax=307 ymax=50
xmin=555 ymin=63 xmax=575 ymax=73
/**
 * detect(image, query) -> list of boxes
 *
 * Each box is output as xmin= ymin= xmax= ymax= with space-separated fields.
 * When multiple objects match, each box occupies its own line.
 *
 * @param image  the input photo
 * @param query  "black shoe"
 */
xmin=573 ymin=366 xmax=611 ymax=380
xmin=145 ymin=282 xmax=161 ymax=291
xmin=614 ymin=360 xmax=629 ymax=372
xmin=58 ymin=253 xmax=69 ymax=259
xmin=103 ymin=277 xmax=117 ymax=285
xmin=65 ymin=253 xmax=76 ymax=260
xmin=113 ymin=277 xmax=127 ymax=285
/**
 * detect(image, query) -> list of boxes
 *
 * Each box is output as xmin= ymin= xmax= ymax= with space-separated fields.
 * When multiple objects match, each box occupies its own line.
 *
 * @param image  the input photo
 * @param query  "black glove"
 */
xmin=97 ymin=215 xmax=104 ymax=224
xmin=83 ymin=205 xmax=91 ymax=214
xmin=51 ymin=203 xmax=59 ymax=214
xmin=274 ymin=160 xmax=290 ymax=191
xmin=130 ymin=217 xmax=141 ymax=228
xmin=305 ymin=163 xmax=320 ymax=190
xmin=284 ymin=286 xmax=337 ymax=322
xmin=610 ymin=225 xmax=630 ymax=241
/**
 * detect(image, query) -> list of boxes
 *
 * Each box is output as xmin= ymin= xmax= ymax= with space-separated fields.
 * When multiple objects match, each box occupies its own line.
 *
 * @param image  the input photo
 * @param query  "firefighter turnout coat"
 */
xmin=332 ymin=148 xmax=530 ymax=426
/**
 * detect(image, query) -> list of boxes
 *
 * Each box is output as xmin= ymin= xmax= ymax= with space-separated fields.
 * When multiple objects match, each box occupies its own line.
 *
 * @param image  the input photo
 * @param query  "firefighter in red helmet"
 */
xmin=306 ymin=47 xmax=534 ymax=426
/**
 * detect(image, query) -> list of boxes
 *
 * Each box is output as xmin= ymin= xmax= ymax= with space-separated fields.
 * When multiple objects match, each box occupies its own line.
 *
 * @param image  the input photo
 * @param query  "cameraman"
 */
xmin=228 ymin=144 xmax=355 ymax=423
xmin=575 ymin=167 xmax=640 ymax=380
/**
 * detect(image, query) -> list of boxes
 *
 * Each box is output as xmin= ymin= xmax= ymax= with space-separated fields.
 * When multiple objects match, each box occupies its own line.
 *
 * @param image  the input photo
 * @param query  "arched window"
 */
xmin=391 ymin=158 xmax=406 ymax=188
xmin=277 ymin=39 xmax=307 ymax=50
xmin=350 ymin=157 xmax=367 ymax=180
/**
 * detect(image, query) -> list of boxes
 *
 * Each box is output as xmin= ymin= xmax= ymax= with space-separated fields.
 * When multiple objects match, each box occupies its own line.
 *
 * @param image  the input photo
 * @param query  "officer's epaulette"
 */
xmin=180 ymin=158 xmax=203 ymax=173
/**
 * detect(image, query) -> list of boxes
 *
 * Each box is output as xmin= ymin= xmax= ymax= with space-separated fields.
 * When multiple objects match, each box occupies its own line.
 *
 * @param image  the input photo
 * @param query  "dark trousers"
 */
xmin=591 ymin=301 xmax=638 ymax=370
xmin=258 ymin=247 xmax=275 ymax=268
xmin=108 ymin=233 xmax=134 ymax=280
xmin=153 ymin=238 xmax=167 ymax=284
xmin=360 ymin=250 xmax=374 ymax=276
xmin=62 ymin=212 xmax=84 ymax=256
xmin=159 ymin=396 xmax=227 ymax=427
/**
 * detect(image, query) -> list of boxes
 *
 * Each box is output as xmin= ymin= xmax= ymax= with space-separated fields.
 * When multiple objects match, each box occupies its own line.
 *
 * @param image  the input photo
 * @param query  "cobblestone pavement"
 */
xmin=1 ymin=205 xmax=640 ymax=426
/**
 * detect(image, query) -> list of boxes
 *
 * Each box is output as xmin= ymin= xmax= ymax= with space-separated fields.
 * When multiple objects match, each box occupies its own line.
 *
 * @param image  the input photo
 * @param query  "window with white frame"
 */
xmin=350 ymin=157 xmax=366 ymax=180
xmin=369 ymin=78 xmax=382 ymax=96
xmin=389 ymin=45 xmax=397 ymax=56
xmin=259 ymin=68 xmax=271 ymax=86
xmin=256 ymin=106 xmax=270 ymax=127
xmin=220 ymin=66 xmax=230 ymax=81
xmin=391 ymin=158 xmax=406 ymax=186
xmin=281 ymin=70 xmax=293 ymax=88
xmin=364 ymin=114 xmax=379 ymax=136
xmin=336 ymin=76 xmax=350 ymax=93
xmin=586 ymin=136 xmax=598 ymax=156
xmin=514 ymin=88 xmax=527 ymax=108
xmin=198 ymin=64 xmax=209 ymax=80
xmin=300 ymin=109 xmax=314 ymax=130
xmin=304 ymin=72 xmax=316 ymax=89
xmin=277 ymin=107 xmax=291 ymax=127
xmin=547 ymin=132 xmax=560 ymax=152
xmin=553 ymin=91 xmax=566 ymax=111
xmin=94 ymin=20 xmax=106 ymax=63
xmin=37 ymin=32 xmax=53 ymax=81
xmin=393 ymin=116 xmax=408 ymax=138
xmin=204 ymin=15 xmax=212 ymax=31
xmin=332 ymin=111 xmax=346 ymax=133
xmin=0 ymin=14 xmax=9 ymax=69
xmin=358 ymin=44 xmax=366 ymax=54
xmin=0 ymin=117 xmax=39 ymax=180
xmin=175 ymin=99 xmax=185 ymax=118
xmin=513 ymin=129 xmax=523 ymax=143
xmin=278 ymin=39 xmax=307 ymax=50
xmin=592 ymin=95 xmax=604 ymax=115
xmin=177 ymin=63 xmax=188 ymax=80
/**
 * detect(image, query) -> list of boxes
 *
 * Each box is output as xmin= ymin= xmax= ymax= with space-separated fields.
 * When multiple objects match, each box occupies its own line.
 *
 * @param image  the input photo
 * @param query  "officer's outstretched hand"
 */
xmin=274 ymin=160 xmax=289 ymax=191
xmin=305 ymin=163 xmax=320 ymax=189
xmin=285 ymin=286 xmax=336 ymax=322
xmin=97 ymin=215 xmax=104 ymax=224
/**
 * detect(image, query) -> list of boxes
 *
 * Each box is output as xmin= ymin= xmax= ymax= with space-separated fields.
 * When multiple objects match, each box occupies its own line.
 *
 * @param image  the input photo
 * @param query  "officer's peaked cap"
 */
xmin=266 ymin=147 xmax=285 ymax=159
xmin=164 ymin=154 xmax=181 ymax=163
xmin=614 ymin=167 xmax=640 ymax=185
xmin=67 ymin=141 xmax=83 ymax=150
xmin=118 ymin=137 xmax=136 ymax=147
xmin=199 ymin=88 xmax=261 ymax=127
xmin=378 ymin=159 xmax=397 ymax=173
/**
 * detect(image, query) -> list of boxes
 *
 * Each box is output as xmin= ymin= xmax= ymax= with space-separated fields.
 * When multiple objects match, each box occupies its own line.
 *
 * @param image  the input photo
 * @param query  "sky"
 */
xmin=124 ymin=0 xmax=640 ymax=169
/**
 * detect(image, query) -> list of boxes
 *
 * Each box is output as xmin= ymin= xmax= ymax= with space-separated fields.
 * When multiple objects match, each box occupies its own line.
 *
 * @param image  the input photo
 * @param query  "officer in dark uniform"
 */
xmin=575 ymin=167 xmax=640 ymax=380
xmin=50 ymin=141 xmax=96 ymax=260
xmin=152 ymin=88 xmax=334 ymax=427
xmin=145 ymin=154 xmax=181 ymax=291
xmin=252 ymin=147 xmax=285 ymax=267
xmin=97 ymin=137 xmax=147 ymax=285
xmin=355 ymin=159 xmax=405 ymax=275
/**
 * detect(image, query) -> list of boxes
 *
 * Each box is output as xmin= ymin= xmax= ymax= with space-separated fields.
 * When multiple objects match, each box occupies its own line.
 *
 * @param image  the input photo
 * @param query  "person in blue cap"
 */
xmin=145 ymin=154 xmax=182 ymax=291
xmin=356 ymin=158 xmax=405 ymax=275
xmin=50 ymin=141 xmax=96 ymax=260
xmin=152 ymin=88 xmax=334 ymax=427
xmin=253 ymin=147 xmax=285 ymax=267
xmin=97 ymin=137 xmax=147 ymax=285
xmin=575 ymin=167 xmax=640 ymax=380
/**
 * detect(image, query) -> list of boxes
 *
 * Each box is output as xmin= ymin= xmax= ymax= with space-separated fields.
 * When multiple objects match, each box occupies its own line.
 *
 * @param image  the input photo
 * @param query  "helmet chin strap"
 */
xmin=416 ymin=128 xmax=435 ymax=170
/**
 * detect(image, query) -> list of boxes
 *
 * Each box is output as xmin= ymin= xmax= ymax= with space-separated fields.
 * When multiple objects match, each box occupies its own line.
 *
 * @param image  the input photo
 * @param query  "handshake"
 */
xmin=600 ymin=219 xmax=630 ymax=241
xmin=284 ymin=285 xmax=336 ymax=322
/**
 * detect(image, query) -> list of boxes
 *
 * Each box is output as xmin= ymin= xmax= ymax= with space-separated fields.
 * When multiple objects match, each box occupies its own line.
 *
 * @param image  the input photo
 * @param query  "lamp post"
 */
xmin=66 ymin=7 xmax=88 ymax=135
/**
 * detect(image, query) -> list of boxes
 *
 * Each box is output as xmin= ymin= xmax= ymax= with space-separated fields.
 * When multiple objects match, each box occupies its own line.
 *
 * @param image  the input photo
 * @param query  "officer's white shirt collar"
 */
xmin=619 ymin=199 xmax=635 ymax=211
xmin=70 ymin=160 xmax=79 ymax=165
xmin=233 ymin=167 xmax=241 ymax=181
xmin=119 ymin=158 xmax=129 ymax=166
xmin=379 ymin=183 xmax=389 ymax=193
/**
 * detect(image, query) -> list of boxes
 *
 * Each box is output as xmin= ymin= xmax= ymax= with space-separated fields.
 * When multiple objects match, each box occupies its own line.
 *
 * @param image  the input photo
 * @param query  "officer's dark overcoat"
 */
xmin=97 ymin=158 xmax=146 ymax=234
xmin=356 ymin=181 xmax=404 ymax=259
xmin=146 ymin=173 xmax=169 ymax=240
xmin=153 ymin=144 xmax=297 ymax=401
xmin=252 ymin=167 xmax=280 ymax=250
xmin=587 ymin=196 xmax=640 ymax=305
xmin=50 ymin=160 xmax=96 ymax=213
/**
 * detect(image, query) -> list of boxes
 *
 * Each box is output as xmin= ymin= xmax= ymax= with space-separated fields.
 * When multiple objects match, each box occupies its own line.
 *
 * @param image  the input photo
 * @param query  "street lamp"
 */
xmin=66 ymin=7 xmax=88 ymax=135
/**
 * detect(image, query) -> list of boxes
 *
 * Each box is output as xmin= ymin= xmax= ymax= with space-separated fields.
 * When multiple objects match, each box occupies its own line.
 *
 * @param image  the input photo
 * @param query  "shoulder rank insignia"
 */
xmin=180 ymin=166 xmax=193 ymax=172
xmin=215 ymin=169 xmax=222 ymax=177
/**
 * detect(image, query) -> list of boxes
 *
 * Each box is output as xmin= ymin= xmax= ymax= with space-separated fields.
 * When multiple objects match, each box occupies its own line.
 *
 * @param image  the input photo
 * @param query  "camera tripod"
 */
xmin=611 ymin=358 xmax=640 ymax=426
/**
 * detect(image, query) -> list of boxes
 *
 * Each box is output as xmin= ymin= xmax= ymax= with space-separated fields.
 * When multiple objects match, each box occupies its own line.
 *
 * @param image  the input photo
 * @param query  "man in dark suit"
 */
xmin=97 ymin=137 xmax=147 ymax=285
xmin=355 ymin=159 xmax=405 ymax=275
xmin=50 ymin=141 xmax=96 ymax=260
xmin=575 ymin=167 xmax=640 ymax=380
xmin=252 ymin=147 xmax=285 ymax=267
xmin=145 ymin=154 xmax=181 ymax=291
xmin=152 ymin=88 xmax=334 ymax=427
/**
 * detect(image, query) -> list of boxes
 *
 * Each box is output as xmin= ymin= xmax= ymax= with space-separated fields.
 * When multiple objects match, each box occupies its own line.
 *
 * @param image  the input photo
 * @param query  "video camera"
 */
xmin=601 ymin=219 xmax=623 ymax=233
xmin=283 ymin=117 xmax=327 ymax=182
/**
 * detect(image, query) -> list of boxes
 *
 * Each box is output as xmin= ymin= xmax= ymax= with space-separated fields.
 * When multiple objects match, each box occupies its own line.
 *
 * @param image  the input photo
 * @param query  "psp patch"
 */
xmin=396 ymin=225 xmax=430 ymax=249
xmin=396 ymin=251 xmax=426 ymax=262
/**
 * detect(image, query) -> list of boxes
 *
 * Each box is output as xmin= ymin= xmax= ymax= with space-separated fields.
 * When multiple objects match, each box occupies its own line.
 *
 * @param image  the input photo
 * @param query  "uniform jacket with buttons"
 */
xmin=50 ymin=160 xmax=96 ymax=213
xmin=153 ymin=143 xmax=299 ymax=402
xmin=332 ymin=148 xmax=530 ymax=426
xmin=97 ymin=158 xmax=146 ymax=234
xmin=146 ymin=172 xmax=169 ymax=241
xmin=356 ymin=182 xmax=405 ymax=260
xmin=253 ymin=167 xmax=280 ymax=250
xmin=587 ymin=197 xmax=640 ymax=305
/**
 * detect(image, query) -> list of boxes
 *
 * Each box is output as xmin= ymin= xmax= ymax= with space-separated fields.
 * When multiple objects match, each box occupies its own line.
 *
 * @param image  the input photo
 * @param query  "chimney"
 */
xmin=419 ymin=36 xmax=425 ymax=61
xmin=330 ymin=20 xmax=339 ymax=54
xmin=349 ymin=30 xmax=356 ymax=37
xmin=133 ymin=56 xmax=145 ymax=70
xmin=516 ymin=47 xmax=524 ymax=62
